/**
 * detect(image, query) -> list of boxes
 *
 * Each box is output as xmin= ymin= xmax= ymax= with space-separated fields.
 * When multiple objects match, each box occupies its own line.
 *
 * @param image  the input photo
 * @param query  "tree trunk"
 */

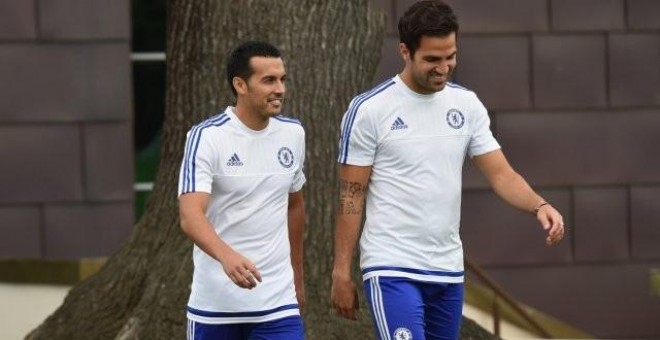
xmin=28 ymin=0 xmax=496 ymax=339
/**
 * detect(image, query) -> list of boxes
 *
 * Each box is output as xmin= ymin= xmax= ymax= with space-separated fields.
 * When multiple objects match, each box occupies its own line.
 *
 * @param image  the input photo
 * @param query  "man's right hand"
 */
xmin=331 ymin=275 xmax=359 ymax=320
xmin=220 ymin=250 xmax=262 ymax=289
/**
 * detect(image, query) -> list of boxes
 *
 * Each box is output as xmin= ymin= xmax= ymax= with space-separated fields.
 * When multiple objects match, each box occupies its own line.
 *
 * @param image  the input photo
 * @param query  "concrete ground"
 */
xmin=0 ymin=283 xmax=70 ymax=340
xmin=0 ymin=283 xmax=535 ymax=340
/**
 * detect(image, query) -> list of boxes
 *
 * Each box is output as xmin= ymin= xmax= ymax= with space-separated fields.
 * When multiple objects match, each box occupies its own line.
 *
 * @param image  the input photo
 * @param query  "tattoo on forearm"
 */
xmin=339 ymin=180 xmax=366 ymax=215
xmin=339 ymin=199 xmax=361 ymax=215
xmin=340 ymin=180 xmax=365 ymax=199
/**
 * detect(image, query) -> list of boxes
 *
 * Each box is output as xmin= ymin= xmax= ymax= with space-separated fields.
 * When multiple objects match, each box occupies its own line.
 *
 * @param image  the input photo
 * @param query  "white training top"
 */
xmin=338 ymin=75 xmax=500 ymax=283
xmin=178 ymin=106 xmax=306 ymax=324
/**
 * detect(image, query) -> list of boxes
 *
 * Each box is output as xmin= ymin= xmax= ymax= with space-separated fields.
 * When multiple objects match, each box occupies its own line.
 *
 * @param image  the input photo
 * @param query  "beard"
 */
xmin=412 ymin=68 xmax=453 ymax=94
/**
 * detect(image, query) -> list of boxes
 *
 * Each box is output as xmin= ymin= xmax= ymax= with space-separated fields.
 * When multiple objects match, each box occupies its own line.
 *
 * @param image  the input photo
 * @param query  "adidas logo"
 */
xmin=226 ymin=153 xmax=244 ymax=166
xmin=390 ymin=117 xmax=408 ymax=130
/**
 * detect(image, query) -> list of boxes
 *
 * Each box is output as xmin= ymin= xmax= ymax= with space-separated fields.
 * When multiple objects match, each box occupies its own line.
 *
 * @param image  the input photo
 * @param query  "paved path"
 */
xmin=0 ymin=283 xmax=70 ymax=340
xmin=0 ymin=283 xmax=534 ymax=340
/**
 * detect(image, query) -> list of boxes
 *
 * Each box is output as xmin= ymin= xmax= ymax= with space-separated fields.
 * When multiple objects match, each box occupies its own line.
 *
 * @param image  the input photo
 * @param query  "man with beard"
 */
xmin=178 ymin=41 xmax=306 ymax=339
xmin=331 ymin=1 xmax=565 ymax=339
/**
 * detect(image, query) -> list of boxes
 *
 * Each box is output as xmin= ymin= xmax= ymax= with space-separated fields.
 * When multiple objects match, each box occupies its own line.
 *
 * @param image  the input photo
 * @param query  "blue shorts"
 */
xmin=186 ymin=315 xmax=304 ymax=340
xmin=364 ymin=276 xmax=463 ymax=340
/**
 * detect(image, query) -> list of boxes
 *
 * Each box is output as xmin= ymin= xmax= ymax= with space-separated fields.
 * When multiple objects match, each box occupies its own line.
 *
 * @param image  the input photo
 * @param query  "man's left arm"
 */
xmin=288 ymin=190 xmax=306 ymax=308
xmin=473 ymin=149 xmax=565 ymax=245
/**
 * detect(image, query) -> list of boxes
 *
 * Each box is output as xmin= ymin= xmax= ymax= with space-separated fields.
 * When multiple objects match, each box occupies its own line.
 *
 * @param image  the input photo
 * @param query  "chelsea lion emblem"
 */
xmin=446 ymin=109 xmax=465 ymax=129
xmin=278 ymin=147 xmax=294 ymax=168
xmin=394 ymin=327 xmax=413 ymax=340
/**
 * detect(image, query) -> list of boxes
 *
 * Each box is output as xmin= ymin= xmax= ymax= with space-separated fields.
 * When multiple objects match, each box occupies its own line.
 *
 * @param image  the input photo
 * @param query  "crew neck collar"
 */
xmin=225 ymin=106 xmax=271 ymax=136
xmin=394 ymin=74 xmax=445 ymax=101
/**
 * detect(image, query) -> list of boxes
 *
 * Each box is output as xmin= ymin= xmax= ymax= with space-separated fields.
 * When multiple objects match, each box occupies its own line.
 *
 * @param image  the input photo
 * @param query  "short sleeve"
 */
xmin=290 ymin=131 xmax=306 ymax=193
xmin=467 ymin=97 xmax=500 ymax=158
xmin=178 ymin=128 xmax=215 ymax=196
xmin=337 ymin=100 xmax=377 ymax=165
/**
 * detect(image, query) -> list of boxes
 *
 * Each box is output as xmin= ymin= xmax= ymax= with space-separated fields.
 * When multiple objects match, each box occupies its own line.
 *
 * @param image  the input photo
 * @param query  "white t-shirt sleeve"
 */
xmin=178 ymin=128 xmax=215 ymax=196
xmin=337 ymin=102 xmax=377 ymax=166
xmin=290 ymin=131 xmax=306 ymax=193
xmin=467 ymin=97 xmax=501 ymax=158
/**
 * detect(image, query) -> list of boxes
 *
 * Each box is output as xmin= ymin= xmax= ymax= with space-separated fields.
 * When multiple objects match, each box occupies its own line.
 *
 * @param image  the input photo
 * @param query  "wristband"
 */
xmin=533 ymin=202 xmax=549 ymax=215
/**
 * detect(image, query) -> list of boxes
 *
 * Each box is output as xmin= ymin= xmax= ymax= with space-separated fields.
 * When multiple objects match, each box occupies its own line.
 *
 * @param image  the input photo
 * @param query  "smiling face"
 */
xmin=234 ymin=56 xmax=287 ymax=120
xmin=399 ymin=33 xmax=457 ymax=94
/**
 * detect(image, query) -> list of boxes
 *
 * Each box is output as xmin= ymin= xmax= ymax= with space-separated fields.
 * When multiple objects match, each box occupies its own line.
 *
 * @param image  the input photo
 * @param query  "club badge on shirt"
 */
xmin=278 ymin=147 xmax=294 ymax=168
xmin=446 ymin=109 xmax=465 ymax=129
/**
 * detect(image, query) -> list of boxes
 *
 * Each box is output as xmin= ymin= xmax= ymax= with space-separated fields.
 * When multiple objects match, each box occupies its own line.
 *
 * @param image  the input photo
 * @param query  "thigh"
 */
xmin=422 ymin=282 xmax=464 ymax=340
xmin=187 ymin=319 xmax=246 ymax=340
xmin=364 ymin=276 xmax=425 ymax=340
xmin=248 ymin=315 xmax=304 ymax=340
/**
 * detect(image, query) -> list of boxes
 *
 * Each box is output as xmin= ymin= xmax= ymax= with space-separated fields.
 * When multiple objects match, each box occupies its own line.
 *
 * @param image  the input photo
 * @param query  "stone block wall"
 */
xmin=0 ymin=0 xmax=133 ymax=259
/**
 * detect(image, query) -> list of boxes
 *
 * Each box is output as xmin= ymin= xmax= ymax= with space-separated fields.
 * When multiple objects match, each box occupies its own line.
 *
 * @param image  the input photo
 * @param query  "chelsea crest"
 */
xmin=446 ymin=109 xmax=464 ymax=129
xmin=394 ymin=327 xmax=413 ymax=340
xmin=278 ymin=147 xmax=294 ymax=168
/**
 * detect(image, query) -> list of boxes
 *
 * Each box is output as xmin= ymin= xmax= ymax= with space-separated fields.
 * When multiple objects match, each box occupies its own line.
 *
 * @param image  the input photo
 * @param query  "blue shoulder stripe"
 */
xmin=446 ymin=82 xmax=470 ymax=91
xmin=339 ymin=79 xmax=392 ymax=147
xmin=182 ymin=113 xmax=227 ymax=192
xmin=181 ymin=113 xmax=230 ymax=193
xmin=338 ymin=79 xmax=396 ymax=163
xmin=274 ymin=115 xmax=302 ymax=125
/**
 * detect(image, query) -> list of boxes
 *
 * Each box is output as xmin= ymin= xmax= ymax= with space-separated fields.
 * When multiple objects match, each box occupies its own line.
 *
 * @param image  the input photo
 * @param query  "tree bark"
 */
xmin=28 ymin=0 xmax=495 ymax=339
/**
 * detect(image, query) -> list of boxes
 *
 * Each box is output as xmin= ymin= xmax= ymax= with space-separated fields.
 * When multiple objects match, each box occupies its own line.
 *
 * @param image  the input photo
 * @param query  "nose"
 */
xmin=274 ymin=80 xmax=286 ymax=95
xmin=435 ymin=62 xmax=450 ymax=75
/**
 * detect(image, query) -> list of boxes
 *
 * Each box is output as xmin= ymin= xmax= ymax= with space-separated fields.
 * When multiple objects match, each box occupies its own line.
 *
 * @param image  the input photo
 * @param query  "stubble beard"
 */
xmin=264 ymin=97 xmax=284 ymax=117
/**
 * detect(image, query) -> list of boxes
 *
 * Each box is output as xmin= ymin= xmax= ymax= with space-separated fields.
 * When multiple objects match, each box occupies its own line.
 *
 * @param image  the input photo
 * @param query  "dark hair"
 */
xmin=398 ymin=0 xmax=459 ymax=59
xmin=226 ymin=41 xmax=282 ymax=96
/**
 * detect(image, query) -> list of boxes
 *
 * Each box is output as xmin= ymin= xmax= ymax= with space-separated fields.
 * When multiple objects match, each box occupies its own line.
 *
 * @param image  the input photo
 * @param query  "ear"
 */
xmin=399 ymin=43 xmax=410 ymax=62
xmin=233 ymin=76 xmax=248 ymax=95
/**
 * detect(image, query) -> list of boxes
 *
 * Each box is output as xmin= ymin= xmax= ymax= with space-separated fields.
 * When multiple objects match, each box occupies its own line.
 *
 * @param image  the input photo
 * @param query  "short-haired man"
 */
xmin=179 ymin=41 xmax=306 ymax=340
xmin=331 ymin=1 xmax=565 ymax=339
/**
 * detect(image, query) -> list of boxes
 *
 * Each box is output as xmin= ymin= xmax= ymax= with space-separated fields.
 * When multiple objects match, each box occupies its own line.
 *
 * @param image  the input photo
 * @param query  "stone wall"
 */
xmin=0 ymin=0 xmax=133 ymax=259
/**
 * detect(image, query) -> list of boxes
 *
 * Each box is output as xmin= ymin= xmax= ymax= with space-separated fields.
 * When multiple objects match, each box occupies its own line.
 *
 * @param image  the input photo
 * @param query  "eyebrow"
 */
xmin=423 ymin=51 xmax=457 ymax=60
xmin=261 ymin=74 xmax=287 ymax=80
